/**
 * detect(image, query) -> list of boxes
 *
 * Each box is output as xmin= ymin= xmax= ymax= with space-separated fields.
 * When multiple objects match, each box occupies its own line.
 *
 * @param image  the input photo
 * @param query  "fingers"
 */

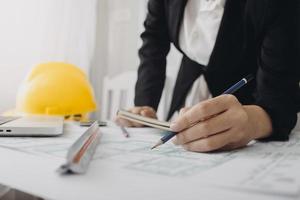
xmin=182 ymin=129 xmax=241 ymax=152
xmin=128 ymin=107 xmax=145 ymax=126
xmin=171 ymin=94 xmax=240 ymax=132
xmin=174 ymin=109 xmax=236 ymax=145
xmin=219 ymin=143 xmax=245 ymax=151
xmin=140 ymin=106 xmax=157 ymax=118
xmin=129 ymin=106 xmax=155 ymax=116
xmin=170 ymin=107 xmax=191 ymax=143
xmin=130 ymin=106 xmax=157 ymax=126
xmin=115 ymin=106 xmax=157 ymax=127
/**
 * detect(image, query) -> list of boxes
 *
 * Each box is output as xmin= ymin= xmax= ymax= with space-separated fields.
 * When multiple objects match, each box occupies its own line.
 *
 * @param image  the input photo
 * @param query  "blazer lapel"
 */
xmin=167 ymin=0 xmax=245 ymax=58
xmin=167 ymin=0 xmax=247 ymax=119
xmin=204 ymin=0 xmax=247 ymax=98
xmin=167 ymin=0 xmax=187 ymax=48
xmin=206 ymin=0 xmax=245 ymax=73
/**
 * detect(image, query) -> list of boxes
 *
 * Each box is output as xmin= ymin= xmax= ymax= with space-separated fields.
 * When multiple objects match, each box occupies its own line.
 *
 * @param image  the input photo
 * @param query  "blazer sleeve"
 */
xmin=254 ymin=1 xmax=300 ymax=141
xmin=134 ymin=0 xmax=171 ymax=110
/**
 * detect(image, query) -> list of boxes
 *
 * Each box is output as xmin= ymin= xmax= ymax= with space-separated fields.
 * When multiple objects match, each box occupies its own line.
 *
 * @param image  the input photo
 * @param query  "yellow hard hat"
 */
xmin=15 ymin=62 xmax=97 ymax=120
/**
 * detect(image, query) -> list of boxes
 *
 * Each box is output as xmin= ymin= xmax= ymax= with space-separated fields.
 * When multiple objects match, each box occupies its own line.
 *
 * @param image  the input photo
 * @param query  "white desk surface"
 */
xmin=0 ymin=123 xmax=299 ymax=200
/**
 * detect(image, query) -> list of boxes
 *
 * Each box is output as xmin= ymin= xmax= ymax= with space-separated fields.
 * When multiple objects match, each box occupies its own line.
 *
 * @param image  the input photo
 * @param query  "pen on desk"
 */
xmin=120 ymin=126 xmax=130 ymax=138
xmin=151 ymin=131 xmax=177 ymax=149
xmin=151 ymin=74 xmax=254 ymax=150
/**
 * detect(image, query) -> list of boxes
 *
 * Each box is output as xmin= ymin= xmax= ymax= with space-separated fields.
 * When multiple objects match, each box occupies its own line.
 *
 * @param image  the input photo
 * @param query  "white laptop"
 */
xmin=0 ymin=115 xmax=64 ymax=136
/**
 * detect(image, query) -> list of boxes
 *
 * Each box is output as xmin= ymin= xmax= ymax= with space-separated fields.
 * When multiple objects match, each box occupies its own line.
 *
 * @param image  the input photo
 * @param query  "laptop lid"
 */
xmin=0 ymin=116 xmax=64 ymax=136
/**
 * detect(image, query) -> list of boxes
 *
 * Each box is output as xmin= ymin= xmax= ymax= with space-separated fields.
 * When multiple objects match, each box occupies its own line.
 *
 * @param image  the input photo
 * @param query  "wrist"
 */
xmin=243 ymin=105 xmax=273 ymax=140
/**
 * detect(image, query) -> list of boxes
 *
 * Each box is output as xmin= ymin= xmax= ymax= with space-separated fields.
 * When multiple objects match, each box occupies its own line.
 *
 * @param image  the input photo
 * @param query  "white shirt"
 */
xmin=179 ymin=0 xmax=226 ymax=66
xmin=178 ymin=0 xmax=226 ymax=113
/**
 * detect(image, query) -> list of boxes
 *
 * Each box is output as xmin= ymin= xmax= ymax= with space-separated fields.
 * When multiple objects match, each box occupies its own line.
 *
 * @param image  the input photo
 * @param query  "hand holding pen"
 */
xmin=152 ymin=75 xmax=273 ymax=152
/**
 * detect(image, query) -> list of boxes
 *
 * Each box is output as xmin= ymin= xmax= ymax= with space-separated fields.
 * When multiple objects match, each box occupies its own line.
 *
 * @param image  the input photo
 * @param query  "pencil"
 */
xmin=151 ymin=74 xmax=254 ymax=150
xmin=120 ymin=126 xmax=130 ymax=138
xmin=151 ymin=131 xmax=177 ymax=149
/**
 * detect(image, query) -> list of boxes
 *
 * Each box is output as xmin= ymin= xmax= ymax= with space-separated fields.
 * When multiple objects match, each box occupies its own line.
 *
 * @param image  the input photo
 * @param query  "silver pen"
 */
xmin=120 ymin=126 xmax=130 ymax=138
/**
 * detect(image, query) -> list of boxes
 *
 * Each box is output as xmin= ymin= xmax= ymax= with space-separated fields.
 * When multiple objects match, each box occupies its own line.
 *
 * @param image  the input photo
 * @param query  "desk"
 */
xmin=0 ymin=123 xmax=299 ymax=200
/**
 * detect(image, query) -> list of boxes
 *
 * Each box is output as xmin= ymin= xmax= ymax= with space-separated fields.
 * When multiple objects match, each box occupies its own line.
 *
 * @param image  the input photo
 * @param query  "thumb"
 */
xmin=141 ymin=109 xmax=156 ymax=118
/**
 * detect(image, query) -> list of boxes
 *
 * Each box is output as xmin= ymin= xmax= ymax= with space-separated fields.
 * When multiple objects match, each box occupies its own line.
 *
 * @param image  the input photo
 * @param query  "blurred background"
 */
xmin=0 ymin=0 xmax=299 ymax=127
xmin=0 ymin=0 xmax=182 ymax=120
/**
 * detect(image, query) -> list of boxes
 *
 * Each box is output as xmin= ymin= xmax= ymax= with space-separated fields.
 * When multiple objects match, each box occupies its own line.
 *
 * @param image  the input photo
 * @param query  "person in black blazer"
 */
xmin=116 ymin=0 xmax=300 ymax=152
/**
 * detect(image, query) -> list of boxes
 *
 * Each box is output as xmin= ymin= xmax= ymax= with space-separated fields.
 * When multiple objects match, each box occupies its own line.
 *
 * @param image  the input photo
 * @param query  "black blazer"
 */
xmin=135 ymin=0 xmax=300 ymax=141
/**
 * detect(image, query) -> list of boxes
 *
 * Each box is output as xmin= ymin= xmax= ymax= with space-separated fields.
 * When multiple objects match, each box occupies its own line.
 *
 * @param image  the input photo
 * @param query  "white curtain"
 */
xmin=0 ymin=0 xmax=97 ymax=112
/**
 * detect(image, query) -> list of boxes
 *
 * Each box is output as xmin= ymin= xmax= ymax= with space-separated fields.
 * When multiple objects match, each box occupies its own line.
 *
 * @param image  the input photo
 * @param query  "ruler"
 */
xmin=58 ymin=122 xmax=102 ymax=174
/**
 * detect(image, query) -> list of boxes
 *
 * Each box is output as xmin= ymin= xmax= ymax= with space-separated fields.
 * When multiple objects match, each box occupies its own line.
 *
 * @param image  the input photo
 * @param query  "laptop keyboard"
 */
xmin=0 ymin=116 xmax=20 ymax=125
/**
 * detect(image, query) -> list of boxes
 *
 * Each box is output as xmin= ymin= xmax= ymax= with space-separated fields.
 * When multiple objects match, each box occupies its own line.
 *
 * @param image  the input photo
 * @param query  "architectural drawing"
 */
xmin=1 ymin=125 xmax=300 ymax=196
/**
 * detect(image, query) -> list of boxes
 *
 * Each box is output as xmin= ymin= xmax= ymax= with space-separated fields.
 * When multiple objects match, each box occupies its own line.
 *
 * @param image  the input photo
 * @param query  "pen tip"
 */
xmin=150 ymin=145 xmax=157 ymax=150
xmin=151 ymin=141 xmax=163 ymax=150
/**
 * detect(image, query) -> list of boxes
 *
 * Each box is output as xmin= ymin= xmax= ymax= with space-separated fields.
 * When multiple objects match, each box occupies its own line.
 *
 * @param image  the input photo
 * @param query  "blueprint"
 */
xmin=0 ymin=123 xmax=300 ymax=196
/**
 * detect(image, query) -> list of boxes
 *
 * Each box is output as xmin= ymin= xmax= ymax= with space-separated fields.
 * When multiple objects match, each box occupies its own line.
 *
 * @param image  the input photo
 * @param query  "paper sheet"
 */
xmin=0 ymin=123 xmax=300 ymax=197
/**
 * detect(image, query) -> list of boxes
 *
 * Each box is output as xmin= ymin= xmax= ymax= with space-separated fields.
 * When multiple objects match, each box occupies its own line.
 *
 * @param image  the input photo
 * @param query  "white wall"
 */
xmin=0 ymin=0 xmax=97 ymax=113
xmin=0 ymin=0 xmax=182 ymax=118
xmin=103 ymin=0 xmax=182 ymax=76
